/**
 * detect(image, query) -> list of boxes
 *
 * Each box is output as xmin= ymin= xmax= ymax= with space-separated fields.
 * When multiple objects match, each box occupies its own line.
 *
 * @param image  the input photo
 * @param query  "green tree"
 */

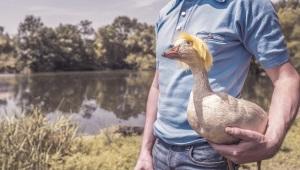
xmin=0 ymin=26 xmax=3 ymax=35
xmin=96 ymin=16 xmax=155 ymax=70
xmin=15 ymin=16 xmax=102 ymax=72
xmin=78 ymin=20 xmax=102 ymax=69
xmin=97 ymin=16 xmax=134 ymax=69
xmin=55 ymin=22 xmax=101 ymax=71
xmin=0 ymin=27 xmax=14 ymax=53
xmin=275 ymin=0 xmax=300 ymax=9
xmin=276 ymin=0 xmax=300 ymax=69
xmin=55 ymin=23 xmax=86 ymax=70
xmin=16 ymin=15 xmax=48 ymax=72
xmin=0 ymin=27 xmax=17 ymax=73
xmin=124 ymin=23 xmax=155 ymax=70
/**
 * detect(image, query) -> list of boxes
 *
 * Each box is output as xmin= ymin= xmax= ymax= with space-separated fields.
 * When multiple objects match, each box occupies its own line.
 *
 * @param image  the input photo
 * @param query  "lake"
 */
xmin=0 ymin=70 xmax=274 ymax=134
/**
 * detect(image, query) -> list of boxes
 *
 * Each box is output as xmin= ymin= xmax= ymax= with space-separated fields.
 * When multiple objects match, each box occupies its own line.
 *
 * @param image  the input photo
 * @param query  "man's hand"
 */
xmin=210 ymin=127 xmax=279 ymax=164
xmin=134 ymin=151 xmax=154 ymax=170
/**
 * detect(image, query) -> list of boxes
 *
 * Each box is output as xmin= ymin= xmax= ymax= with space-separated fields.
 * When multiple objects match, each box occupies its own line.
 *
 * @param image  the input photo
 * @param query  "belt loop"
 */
xmin=185 ymin=144 xmax=192 ymax=151
xmin=188 ymin=145 xmax=194 ymax=157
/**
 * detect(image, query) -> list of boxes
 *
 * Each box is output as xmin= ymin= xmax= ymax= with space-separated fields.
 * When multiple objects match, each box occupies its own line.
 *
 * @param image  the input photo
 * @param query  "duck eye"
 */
xmin=186 ymin=41 xmax=192 ymax=45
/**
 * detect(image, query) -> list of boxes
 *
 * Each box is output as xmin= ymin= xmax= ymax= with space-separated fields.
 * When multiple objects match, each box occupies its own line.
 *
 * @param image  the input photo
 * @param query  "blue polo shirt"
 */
xmin=154 ymin=0 xmax=289 ymax=145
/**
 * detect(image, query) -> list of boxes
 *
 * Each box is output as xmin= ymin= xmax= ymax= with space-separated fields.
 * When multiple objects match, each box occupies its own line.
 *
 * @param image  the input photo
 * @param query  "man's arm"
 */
xmin=134 ymin=71 xmax=159 ymax=170
xmin=210 ymin=62 xmax=300 ymax=164
xmin=264 ymin=62 xmax=300 ymax=151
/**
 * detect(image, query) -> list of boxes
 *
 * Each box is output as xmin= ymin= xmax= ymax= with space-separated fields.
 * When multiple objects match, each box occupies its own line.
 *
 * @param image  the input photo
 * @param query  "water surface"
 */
xmin=0 ymin=70 xmax=274 ymax=134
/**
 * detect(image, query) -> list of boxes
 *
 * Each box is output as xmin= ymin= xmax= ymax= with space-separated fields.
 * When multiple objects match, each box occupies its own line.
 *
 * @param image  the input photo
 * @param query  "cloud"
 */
xmin=129 ymin=0 xmax=161 ymax=7
xmin=0 ymin=0 xmax=165 ymax=34
xmin=27 ymin=5 xmax=93 ymax=17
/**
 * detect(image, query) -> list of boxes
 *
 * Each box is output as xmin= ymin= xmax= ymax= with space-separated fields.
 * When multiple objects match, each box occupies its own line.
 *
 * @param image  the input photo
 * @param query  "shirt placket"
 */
xmin=172 ymin=0 xmax=198 ymax=40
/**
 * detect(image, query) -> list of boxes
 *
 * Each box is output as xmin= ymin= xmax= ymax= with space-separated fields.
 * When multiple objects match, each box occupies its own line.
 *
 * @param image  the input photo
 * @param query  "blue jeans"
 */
xmin=152 ymin=138 xmax=238 ymax=170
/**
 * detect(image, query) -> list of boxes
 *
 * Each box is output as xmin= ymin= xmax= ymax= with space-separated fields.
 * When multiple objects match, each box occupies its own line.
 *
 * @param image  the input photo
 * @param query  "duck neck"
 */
xmin=190 ymin=66 xmax=212 ymax=125
xmin=190 ymin=66 xmax=212 ymax=99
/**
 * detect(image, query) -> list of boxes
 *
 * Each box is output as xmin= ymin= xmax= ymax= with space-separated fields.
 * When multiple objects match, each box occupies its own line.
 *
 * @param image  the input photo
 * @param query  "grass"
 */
xmin=0 ymin=109 xmax=299 ymax=170
xmin=54 ymin=129 xmax=141 ymax=170
xmin=0 ymin=109 xmax=77 ymax=170
xmin=241 ymin=119 xmax=300 ymax=170
xmin=55 ymin=119 xmax=300 ymax=170
xmin=58 ymin=119 xmax=300 ymax=170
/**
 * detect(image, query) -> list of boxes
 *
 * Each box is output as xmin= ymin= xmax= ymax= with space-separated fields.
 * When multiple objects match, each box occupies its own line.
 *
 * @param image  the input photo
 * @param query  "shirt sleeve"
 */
xmin=241 ymin=0 xmax=289 ymax=69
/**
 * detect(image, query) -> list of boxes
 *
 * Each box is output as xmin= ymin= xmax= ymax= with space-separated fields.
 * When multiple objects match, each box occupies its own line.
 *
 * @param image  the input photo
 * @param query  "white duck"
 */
xmin=162 ymin=32 xmax=268 ymax=170
xmin=163 ymin=32 xmax=268 ymax=144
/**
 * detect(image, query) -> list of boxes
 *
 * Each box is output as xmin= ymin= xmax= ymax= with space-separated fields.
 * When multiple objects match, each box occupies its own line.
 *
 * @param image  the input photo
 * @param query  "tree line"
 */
xmin=276 ymin=0 xmax=300 ymax=69
xmin=0 ymin=16 xmax=155 ymax=73
xmin=0 ymin=0 xmax=299 ymax=73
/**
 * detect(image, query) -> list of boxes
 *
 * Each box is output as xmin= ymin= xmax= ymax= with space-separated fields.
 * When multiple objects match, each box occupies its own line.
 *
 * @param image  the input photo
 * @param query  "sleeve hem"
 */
xmin=260 ymin=56 xmax=289 ymax=69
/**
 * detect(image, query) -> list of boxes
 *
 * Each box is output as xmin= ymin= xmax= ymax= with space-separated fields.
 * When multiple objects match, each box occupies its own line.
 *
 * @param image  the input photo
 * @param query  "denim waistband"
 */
xmin=156 ymin=137 xmax=209 ymax=152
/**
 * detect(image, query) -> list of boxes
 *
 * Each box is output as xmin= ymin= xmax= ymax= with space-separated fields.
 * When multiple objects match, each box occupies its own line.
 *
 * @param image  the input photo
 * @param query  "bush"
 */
xmin=0 ymin=109 xmax=77 ymax=169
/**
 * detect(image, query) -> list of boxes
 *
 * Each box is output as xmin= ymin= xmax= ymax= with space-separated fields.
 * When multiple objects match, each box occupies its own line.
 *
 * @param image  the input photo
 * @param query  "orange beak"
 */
xmin=163 ymin=45 xmax=180 ymax=59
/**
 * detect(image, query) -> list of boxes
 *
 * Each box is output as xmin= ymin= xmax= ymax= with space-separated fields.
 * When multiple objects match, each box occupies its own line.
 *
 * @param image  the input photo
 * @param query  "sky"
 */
xmin=0 ymin=0 xmax=166 ymax=34
xmin=0 ymin=0 xmax=280 ymax=34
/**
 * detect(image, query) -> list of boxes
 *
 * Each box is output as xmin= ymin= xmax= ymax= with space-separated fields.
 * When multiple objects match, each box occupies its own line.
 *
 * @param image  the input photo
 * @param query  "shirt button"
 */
xmin=176 ymin=25 xmax=182 ymax=31
xmin=181 ymin=11 xmax=186 ymax=17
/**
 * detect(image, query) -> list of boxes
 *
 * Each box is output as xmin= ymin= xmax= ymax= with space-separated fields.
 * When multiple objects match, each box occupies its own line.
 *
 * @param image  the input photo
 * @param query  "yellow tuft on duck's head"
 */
xmin=163 ymin=32 xmax=213 ymax=71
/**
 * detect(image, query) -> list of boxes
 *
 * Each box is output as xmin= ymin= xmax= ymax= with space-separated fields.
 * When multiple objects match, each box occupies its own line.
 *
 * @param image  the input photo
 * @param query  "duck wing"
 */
xmin=188 ymin=92 xmax=239 ymax=143
xmin=188 ymin=92 xmax=267 ymax=144
xmin=201 ymin=92 xmax=268 ymax=134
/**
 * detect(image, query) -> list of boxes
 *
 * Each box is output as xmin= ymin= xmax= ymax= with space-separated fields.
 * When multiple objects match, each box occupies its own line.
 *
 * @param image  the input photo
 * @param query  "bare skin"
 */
xmin=210 ymin=62 xmax=300 ymax=164
xmin=134 ymin=71 xmax=159 ymax=170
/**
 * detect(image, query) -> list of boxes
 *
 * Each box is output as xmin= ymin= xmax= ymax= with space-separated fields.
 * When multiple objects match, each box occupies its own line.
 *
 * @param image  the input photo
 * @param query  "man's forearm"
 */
xmin=209 ymin=63 xmax=300 ymax=164
xmin=140 ymin=72 xmax=159 ymax=154
xmin=266 ymin=64 xmax=300 ymax=151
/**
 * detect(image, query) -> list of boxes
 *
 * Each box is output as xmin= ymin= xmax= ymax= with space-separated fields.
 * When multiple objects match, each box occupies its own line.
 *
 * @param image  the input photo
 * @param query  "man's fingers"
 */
xmin=210 ymin=142 xmax=253 ymax=163
xmin=210 ymin=128 xmax=267 ymax=163
xmin=225 ymin=127 xmax=265 ymax=142
xmin=210 ymin=143 xmax=238 ymax=156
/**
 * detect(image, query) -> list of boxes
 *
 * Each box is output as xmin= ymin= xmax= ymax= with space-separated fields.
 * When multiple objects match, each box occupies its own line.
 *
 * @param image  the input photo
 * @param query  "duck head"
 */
xmin=163 ymin=32 xmax=213 ymax=71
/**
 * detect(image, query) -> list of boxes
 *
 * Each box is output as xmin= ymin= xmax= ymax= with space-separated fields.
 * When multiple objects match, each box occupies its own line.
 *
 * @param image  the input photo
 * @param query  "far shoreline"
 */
xmin=0 ymin=69 xmax=155 ymax=77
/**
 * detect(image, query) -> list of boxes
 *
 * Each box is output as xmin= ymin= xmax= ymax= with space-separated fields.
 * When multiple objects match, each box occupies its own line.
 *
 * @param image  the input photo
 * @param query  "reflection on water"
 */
xmin=0 ymin=70 xmax=275 ymax=134
xmin=46 ymin=99 xmax=146 ymax=135
xmin=0 ymin=70 xmax=154 ymax=134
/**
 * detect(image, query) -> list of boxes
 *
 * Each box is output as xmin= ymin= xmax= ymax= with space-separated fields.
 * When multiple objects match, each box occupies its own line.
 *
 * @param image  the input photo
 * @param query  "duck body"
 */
xmin=187 ymin=90 xmax=268 ymax=144
xmin=184 ymin=45 xmax=268 ymax=144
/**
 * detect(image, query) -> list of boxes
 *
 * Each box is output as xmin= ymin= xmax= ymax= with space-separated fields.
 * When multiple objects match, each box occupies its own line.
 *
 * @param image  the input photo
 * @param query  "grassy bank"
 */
xmin=241 ymin=119 xmax=300 ymax=170
xmin=55 ymin=131 xmax=141 ymax=170
xmin=0 ymin=110 xmax=141 ymax=170
xmin=0 ymin=109 xmax=77 ymax=170
xmin=0 ymin=111 xmax=299 ymax=170
xmin=58 ymin=119 xmax=300 ymax=170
